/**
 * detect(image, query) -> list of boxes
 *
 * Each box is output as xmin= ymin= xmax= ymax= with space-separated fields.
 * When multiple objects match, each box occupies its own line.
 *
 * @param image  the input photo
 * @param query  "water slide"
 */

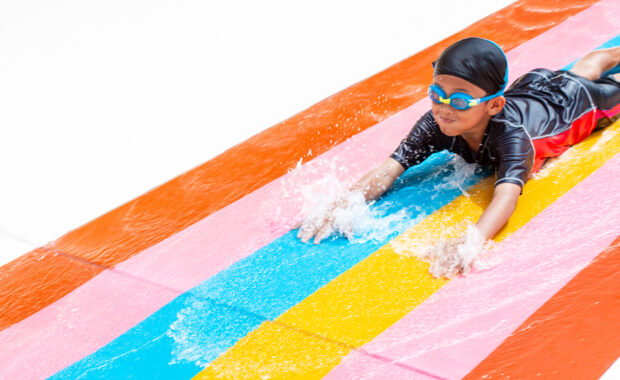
xmin=1 ymin=0 xmax=619 ymax=378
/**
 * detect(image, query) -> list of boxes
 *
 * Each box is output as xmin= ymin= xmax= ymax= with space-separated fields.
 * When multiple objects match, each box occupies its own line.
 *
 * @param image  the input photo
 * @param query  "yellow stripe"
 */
xmin=194 ymin=123 xmax=620 ymax=379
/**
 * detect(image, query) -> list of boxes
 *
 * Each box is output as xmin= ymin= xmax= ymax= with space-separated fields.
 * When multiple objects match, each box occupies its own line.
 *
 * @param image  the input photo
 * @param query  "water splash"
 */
xmin=167 ymin=298 xmax=219 ymax=367
xmin=263 ymin=153 xmax=420 ymax=244
xmin=424 ymin=222 xmax=496 ymax=278
xmin=591 ymin=125 xmax=619 ymax=151
xmin=258 ymin=155 xmax=354 ymax=231
xmin=292 ymin=153 xmax=484 ymax=244
xmin=166 ymin=297 xmax=263 ymax=368
xmin=531 ymin=147 xmax=578 ymax=180
xmin=433 ymin=154 xmax=479 ymax=197
xmin=392 ymin=221 xmax=498 ymax=279
xmin=296 ymin=181 xmax=413 ymax=244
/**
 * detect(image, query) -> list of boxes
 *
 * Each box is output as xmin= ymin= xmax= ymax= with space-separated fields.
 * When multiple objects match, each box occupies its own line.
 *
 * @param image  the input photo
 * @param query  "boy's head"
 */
xmin=430 ymin=37 xmax=508 ymax=136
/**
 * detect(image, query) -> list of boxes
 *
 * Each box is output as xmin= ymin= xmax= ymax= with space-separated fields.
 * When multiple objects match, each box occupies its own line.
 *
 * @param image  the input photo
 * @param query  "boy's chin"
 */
xmin=438 ymin=124 xmax=462 ymax=137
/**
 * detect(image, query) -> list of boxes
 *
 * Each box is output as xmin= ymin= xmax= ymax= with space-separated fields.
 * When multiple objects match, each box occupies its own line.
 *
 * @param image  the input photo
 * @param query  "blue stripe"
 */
xmin=53 ymin=294 xmax=265 ymax=379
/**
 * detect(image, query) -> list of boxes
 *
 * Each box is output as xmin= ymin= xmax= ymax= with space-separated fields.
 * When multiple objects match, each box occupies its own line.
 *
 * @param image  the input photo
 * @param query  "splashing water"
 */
xmin=296 ymin=178 xmax=413 ymax=244
xmin=260 ymin=153 xmax=422 ymax=244
xmin=291 ymin=153 xmax=482 ymax=244
xmin=167 ymin=297 xmax=264 ymax=368
xmin=591 ymin=125 xmax=619 ymax=151
xmin=423 ymin=222 xmax=496 ymax=278
xmin=432 ymin=154 xmax=479 ymax=197
xmin=258 ymin=155 xmax=354 ymax=231
xmin=532 ymin=127 xmax=619 ymax=181
xmin=167 ymin=299 xmax=220 ymax=367
xmin=392 ymin=221 xmax=498 ymax=279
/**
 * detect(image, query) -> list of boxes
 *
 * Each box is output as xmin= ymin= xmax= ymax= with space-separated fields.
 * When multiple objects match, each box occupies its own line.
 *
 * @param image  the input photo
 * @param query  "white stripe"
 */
xmin=495 ymin=177 xmax=525 ymax=187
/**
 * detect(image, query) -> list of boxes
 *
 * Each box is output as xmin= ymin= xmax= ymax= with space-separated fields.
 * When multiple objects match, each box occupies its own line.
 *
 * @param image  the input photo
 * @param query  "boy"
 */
xmin=297 ymin=38 xmax=620 ymax=270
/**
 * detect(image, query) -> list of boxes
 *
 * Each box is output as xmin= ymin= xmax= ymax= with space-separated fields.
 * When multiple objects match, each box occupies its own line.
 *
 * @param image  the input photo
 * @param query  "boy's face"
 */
xmin=431 ymin=74 xmax=504 ymax=137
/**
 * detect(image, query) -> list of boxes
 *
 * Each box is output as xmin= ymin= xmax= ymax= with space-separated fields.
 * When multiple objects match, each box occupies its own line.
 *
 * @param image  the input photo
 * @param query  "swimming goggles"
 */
xmin=428 ymin=83 xmax=501 ymax=110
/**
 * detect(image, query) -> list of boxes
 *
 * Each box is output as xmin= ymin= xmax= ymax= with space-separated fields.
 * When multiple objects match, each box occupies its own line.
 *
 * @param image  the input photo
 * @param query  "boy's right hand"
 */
xmin=296 ymin=196 xmax=354 ymax=244
xmin=296 ymin=212 xmax=334 ymax=244
xmin=295 ymin=158 xmax=403 ymax=244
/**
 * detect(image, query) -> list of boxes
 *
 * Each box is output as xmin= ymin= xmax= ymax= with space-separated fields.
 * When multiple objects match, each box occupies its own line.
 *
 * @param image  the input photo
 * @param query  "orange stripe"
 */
xmin=0 ymin=248 xmax=103 ymax=328
xmin=0 ymin=0 xmax=600 ymax=331
xmin=465 ymin=235 xmax=620 ymax=379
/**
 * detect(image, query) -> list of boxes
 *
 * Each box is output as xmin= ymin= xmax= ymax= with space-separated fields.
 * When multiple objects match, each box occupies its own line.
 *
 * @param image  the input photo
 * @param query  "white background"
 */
xmin=0 ymin=0 xmax=515 ymax=263
xmin=1 ymin=1 xmax=619 ymax=377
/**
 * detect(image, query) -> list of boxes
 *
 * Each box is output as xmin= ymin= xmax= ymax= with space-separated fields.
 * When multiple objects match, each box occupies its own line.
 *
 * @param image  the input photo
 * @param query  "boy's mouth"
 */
xmin=438 ymin=114 xmax=455 ymax=124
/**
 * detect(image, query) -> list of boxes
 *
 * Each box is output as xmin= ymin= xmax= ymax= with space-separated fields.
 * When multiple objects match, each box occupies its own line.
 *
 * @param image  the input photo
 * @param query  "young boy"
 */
xmin=298 ymin=38 xmax=620 ymax=265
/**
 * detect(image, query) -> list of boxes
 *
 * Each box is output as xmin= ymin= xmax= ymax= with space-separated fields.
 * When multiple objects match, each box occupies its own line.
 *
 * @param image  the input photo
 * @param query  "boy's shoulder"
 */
xmin=486 ymin=111 xmax=535 ymax=170
xmin=489 ymin=100 xmax=533 ymax=140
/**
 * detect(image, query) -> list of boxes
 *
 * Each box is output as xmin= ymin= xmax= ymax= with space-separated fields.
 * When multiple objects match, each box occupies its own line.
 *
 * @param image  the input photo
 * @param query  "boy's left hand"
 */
xmin=423 ymin=223 xmax=488 ymax=279
xmin=424 ymin=235 xmax=470 ymax=278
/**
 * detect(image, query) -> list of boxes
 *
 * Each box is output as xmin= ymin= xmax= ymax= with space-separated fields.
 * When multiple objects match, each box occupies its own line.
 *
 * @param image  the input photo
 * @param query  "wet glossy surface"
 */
xmin=47 ymin=0 xmax=601 ymax=270
xmin=0 ymin=269 xmax=179 ymax=379
xmin=0 ymin=248 xmax=102 ymax=330
xmin=1 ymin=1 xmax=620 ymax=379
xmin=466 ymin=236 xmax=620 ymax=379
xmin=0 ymin=0 xmax=601 ymax=336
xmin=47 ymin=154 xmax=482 ymax=378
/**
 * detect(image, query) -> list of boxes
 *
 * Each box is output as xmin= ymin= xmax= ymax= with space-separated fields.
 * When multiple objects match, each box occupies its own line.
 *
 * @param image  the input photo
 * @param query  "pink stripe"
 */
xmin=1 ymin=1 xmax=618 ymax=378
xmin=325 ymin=350 xmax=440 ymax=380
xmin=502 ymin=0 xmax=620 ymax=84
xmin=0 ymin=270 xmax=180 ymax=379
xmin=324 ymin=154 xmax=620 ymax=380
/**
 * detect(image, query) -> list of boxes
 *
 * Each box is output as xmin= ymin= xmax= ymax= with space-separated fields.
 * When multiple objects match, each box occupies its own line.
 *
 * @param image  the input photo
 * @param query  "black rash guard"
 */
xmin=391 ymin=69 xmax=620 ymax=190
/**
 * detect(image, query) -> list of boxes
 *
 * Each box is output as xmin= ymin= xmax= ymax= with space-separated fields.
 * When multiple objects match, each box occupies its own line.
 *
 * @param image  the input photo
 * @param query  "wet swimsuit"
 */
xmin=391 ymin=69 xmax=620 ymax=190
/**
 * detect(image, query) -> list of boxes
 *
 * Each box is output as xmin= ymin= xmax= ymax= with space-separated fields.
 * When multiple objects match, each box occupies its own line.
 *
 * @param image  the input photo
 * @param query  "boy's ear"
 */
xmin=487 ymin=96 xmax=505 ymax=116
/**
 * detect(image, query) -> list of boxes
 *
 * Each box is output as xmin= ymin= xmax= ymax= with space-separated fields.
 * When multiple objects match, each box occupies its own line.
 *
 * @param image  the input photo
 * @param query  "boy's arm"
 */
xmin=298 ymin=110 xmax=442 ymax=244
xmin=475 ymin=182 xmax=521 ymax=240
xmin=350 ymin=157 xmax=405 ymax=202
xmin=298 ymin=157 xmax=404 ymax=243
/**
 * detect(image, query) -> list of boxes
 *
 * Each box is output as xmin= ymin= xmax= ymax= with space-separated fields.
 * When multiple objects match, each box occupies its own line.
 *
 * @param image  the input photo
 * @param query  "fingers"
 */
xmin=295 ymin=220 xmax=312 ymax=239
xmin=296 ymin=215 xmax=336 ymax=244
xmin=297 ymin=222 xmax=319 ymax=243
xmin=296 ymin=214 xmax=321 ymax=241
xmin=313 ymin=221 xmax=334 ymax=244
xmin=343 ymin=225 xmax=354 ymax=241
xmin=297 ymin=200 xmax=340 ymax=243
xmin=296 ymin=193 xmax=356 ymax=244
xmin=297 ymin=214 xmax=332 ymax=243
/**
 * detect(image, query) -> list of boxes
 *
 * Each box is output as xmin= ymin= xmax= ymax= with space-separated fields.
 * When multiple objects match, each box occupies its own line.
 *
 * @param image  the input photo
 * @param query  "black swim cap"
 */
xmin=433 ymin=37 xmax=508 ymax=95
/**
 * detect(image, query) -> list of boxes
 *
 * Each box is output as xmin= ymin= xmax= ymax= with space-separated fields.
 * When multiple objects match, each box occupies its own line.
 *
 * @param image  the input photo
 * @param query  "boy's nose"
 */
xmin=438 ymin=102 xmax=454 ymax=114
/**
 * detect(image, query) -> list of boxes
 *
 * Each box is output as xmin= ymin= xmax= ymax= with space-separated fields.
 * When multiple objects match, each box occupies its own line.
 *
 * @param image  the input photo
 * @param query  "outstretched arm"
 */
xmin=350 ymin=157 xmax=405 ymax=202
xmin=475 ymin=182 xmax=521 ymax=240
xmin=298 ymin=157 xmax=405 ymax=243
